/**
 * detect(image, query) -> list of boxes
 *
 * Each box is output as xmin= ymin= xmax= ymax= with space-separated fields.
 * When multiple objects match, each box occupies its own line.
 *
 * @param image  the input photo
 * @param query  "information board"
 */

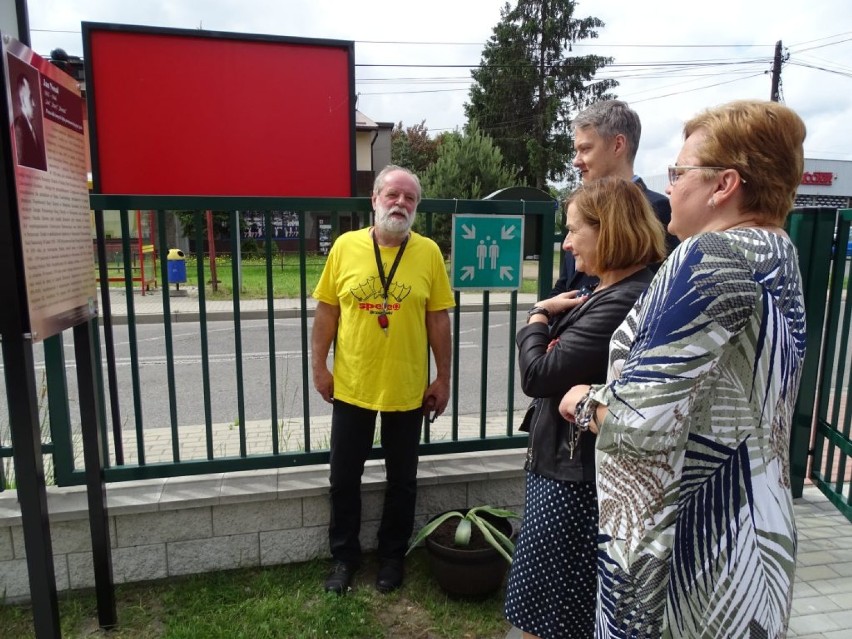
xmin=3 ymin=36 xmax=96 ymax=341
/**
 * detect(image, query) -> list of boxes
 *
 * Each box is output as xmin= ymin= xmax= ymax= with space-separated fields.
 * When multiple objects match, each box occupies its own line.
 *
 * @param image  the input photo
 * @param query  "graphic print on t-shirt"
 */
xmin=349 ymin=275 xmax=412 ymax=316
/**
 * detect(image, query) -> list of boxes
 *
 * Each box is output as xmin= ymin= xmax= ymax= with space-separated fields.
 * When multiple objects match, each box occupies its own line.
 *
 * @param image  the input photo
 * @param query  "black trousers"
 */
xmin=328 ymin=399 xmax=423 ymax=564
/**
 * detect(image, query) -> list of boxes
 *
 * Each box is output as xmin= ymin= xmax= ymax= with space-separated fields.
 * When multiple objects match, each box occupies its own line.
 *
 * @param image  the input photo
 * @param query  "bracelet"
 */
xmin=527 ymin=306 xmax=551 ymax=321
xmin=573 ymin=389 xmax=597 ymax=433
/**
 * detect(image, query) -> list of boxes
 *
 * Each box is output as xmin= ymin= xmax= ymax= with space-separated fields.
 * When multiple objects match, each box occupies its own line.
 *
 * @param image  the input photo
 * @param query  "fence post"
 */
xmin=44 ymin=334 xmax=76 ymax=485
xmin=787 ymin=207 xmax=836 ymax=497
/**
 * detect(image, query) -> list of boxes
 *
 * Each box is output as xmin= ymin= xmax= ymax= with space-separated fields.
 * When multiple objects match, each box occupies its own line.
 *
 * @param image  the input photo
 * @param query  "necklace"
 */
xmin=372 ymin=230 xmax=409 ymax=335
xmin=727 ymin=220 xmax=784 ymax=233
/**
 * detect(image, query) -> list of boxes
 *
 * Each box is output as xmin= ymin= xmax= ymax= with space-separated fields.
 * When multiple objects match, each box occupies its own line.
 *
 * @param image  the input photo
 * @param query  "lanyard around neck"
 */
xmin=372 ymin=230 xmax=409 ymax=304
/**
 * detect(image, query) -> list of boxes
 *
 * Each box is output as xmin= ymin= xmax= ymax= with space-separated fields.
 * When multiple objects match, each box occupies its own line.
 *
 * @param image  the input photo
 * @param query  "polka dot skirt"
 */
xmin=504 ymin=472 xmax=598 ymax=639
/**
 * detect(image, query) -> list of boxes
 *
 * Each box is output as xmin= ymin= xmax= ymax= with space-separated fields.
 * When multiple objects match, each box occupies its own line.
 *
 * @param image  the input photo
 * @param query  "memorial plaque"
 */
xmin=3 ymin=36 xmax=96 ymax=341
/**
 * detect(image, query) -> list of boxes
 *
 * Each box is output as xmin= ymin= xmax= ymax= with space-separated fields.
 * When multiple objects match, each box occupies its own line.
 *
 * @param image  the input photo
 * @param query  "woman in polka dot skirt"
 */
xmin=505 ymin=178 xmax=666 ymax=639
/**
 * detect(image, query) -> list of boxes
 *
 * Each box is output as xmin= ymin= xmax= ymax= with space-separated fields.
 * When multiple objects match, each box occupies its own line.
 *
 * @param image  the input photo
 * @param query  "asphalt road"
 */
xmin=4 ymin=310 xmax=530 ymax=438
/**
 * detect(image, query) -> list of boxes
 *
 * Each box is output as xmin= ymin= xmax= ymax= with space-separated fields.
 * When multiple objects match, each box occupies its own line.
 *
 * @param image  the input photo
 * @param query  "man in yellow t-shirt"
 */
xmin=312 ymin=165 xmax=454 ymax=595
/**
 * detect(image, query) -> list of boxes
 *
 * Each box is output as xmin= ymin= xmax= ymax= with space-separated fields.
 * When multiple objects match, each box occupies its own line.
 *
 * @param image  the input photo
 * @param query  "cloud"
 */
xmin=25 ymin=0 xmax=852 ymax=182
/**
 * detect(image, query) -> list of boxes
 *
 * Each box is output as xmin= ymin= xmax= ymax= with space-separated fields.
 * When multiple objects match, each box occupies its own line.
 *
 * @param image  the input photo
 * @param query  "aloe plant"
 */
xmin=407 ymin=505 xmax=520 ymax=563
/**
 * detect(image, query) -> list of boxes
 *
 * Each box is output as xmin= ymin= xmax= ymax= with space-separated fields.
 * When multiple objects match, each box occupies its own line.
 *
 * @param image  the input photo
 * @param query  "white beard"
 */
xmin=375 ymin=203 xmax=414 ymax=236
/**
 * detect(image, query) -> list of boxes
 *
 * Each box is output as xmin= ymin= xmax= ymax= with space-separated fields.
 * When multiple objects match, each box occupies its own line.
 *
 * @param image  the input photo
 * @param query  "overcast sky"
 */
xmin=25 ymin=0 xmax=852 ymax=184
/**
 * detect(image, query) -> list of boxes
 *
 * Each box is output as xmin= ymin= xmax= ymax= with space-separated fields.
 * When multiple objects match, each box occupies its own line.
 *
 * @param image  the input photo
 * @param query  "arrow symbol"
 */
xmin=501 ymin=225 xmax=516 ymax=240
xmin=461 ymin=224 xmax=476 ymax=239
xmin=499 ymin=266 xmax=514 ymax=281
xmin=461 ymin=266 xmax=475 ymax=281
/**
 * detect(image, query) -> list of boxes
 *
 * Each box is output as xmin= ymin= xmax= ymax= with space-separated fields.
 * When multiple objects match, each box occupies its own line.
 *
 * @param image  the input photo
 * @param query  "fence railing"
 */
xmin=1 ymin=195 xmax=558 ymax=490
xmin=4 ymin=204 xmax=844 ymax=512
xmin=791 ymin=207 xmax=852 ymax=520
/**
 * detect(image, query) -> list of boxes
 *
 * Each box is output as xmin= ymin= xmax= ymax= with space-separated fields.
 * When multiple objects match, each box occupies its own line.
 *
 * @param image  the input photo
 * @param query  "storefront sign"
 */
xmin=801 ymin=171 xmax=834 ymax=186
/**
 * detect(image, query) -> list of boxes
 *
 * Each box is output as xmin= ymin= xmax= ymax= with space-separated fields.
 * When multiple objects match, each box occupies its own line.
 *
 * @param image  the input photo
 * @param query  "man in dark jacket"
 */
xmin=550 ymin=100 xmax=677 ymax=296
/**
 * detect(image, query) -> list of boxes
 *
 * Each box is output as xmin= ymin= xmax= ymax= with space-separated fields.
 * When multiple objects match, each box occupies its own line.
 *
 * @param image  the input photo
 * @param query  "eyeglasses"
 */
xmin=668 ymin=165 xmax=747 ymax=186
xmin=668 ymin=165 xmax=725 ymax=185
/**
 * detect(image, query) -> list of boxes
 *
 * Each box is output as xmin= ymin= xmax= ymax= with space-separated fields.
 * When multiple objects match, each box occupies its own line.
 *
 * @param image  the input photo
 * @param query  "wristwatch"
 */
xmin=527 ymin=306 xmax=551 ymax=321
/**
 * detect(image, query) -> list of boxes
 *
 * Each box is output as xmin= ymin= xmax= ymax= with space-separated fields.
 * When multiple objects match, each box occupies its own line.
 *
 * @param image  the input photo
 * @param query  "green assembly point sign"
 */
xmin=451 ymin=214 xmax=524 ymax=290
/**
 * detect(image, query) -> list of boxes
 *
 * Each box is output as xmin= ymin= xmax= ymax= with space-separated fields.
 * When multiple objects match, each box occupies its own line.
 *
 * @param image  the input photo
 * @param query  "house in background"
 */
xmin=308 ymin=110 xmax=392 ymax=248
xmin=355 ymin=110 xmax=394 ymax=196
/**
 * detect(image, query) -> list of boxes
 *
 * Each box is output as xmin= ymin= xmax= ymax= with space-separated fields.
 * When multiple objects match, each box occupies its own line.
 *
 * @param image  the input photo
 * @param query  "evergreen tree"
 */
xmin=416 ymin=121 xmax=518 ymax=254
xmin=466 ymin=0 xmax=617 ymax=189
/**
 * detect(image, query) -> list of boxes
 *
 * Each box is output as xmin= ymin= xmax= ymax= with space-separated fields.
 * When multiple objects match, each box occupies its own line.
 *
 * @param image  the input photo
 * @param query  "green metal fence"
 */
xmin=1 ymin=195 xmax=558 ymax=490
xmin=789 ymin=207 xmax=852 ymax=520
xmin=8 ymin=202 xmax=844 ymax=513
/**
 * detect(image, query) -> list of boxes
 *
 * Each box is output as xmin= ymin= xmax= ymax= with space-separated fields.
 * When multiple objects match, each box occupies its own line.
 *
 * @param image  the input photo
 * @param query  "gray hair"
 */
xmin=373 ymin=164 xmax=422 ymax=203
xmin=572 ymin=100 xmax=642 ymax=164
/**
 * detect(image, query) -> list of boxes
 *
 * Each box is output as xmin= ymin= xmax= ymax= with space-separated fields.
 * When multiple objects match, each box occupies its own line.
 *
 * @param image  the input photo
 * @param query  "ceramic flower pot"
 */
xmin=423 ymin=512 xmax=515 ymax=599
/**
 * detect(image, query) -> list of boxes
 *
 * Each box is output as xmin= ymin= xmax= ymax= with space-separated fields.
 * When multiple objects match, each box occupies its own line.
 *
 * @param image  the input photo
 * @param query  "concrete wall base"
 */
xmin=0 ymin=449 xmax=526 ymax=603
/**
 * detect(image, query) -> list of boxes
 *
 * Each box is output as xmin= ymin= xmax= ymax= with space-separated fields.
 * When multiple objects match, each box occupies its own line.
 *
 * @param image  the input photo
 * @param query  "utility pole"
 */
xmin=770 ymin=40 xmax=783 ymax=102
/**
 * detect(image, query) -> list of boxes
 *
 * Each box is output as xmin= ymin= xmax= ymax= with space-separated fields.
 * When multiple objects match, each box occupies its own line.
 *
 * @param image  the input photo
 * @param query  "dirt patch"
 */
xmin=376 ymin=597 xmax=442 ymax=639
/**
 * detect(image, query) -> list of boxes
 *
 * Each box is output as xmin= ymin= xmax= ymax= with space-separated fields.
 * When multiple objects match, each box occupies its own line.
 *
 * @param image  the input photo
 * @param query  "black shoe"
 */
xmin=376 ymin=558 xmax=404 ymax=593
xmin=324 ymin=561 xmax=357 ymax=594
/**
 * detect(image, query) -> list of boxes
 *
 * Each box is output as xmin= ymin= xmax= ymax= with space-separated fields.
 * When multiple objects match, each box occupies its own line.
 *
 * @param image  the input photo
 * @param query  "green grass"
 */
xmin=519 ymin=277 xmax=538 ymax=294
xmin=100 ymin=253 xmax=544 ymax=299
xmin=0 ymin=553 xmax=509 ymax=638
xmin=182 ymin=254 xmax=327 ymax=300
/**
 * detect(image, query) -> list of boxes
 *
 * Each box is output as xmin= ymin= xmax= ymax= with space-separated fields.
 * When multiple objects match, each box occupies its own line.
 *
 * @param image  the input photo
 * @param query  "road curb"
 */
xmin=102 ymin=302 xmax=533 ymax=325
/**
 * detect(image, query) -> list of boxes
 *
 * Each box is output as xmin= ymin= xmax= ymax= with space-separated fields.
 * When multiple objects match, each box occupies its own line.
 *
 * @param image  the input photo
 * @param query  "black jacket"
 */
xmin=517 ymin=268 xmax=653 ymax=482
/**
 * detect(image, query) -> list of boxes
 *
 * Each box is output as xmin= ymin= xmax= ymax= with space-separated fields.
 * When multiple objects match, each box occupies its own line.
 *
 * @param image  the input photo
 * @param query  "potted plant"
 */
xmin=407 ymin=505 xmax=521 ymax=598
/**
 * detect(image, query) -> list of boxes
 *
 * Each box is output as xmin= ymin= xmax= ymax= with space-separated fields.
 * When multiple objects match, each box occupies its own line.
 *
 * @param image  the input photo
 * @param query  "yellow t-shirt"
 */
xmin=313 ymin=228 xmax=455 ymax=411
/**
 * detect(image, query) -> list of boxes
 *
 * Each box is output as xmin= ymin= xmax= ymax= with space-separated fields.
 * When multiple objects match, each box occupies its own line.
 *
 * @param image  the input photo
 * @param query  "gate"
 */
xmin=789 ymin=207 xmax=852 ymax=521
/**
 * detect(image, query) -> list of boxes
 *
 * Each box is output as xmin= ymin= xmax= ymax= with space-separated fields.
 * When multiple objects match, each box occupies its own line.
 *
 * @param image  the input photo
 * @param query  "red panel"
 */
xmin=87 ymin=29 xmax=353 ymax=196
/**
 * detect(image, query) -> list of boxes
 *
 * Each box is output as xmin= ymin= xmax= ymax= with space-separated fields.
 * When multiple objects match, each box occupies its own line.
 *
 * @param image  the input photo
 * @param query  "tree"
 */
xmin=391 ymin=120 xmax=440 ymax=175
xmin=549 ymin=183 xmax=573 ymax=233
xmin=416 ymin=121 xmax=518 ymax=254
xmin=466 ymin=0 xmax=618 ymax=189
xmin=422 ymin=122 xmax=517 ymax=200
xmin=175 ymin=211 xmax=234 ymax=240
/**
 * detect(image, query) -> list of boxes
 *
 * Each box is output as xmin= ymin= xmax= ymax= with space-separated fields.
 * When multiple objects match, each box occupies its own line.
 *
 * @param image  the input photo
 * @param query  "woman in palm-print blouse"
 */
xmin=561 ymin=100 xmax=807 ymax=639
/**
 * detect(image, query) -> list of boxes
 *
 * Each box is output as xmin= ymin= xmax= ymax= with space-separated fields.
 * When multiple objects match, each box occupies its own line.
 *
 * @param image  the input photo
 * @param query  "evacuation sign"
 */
xmin=451 ymin=214 xmax=524 ymax=291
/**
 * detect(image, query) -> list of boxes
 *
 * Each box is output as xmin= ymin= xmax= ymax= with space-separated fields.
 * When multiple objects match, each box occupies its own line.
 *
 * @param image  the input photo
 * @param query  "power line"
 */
xmin=597 ymin=69 xmax=763 ymax=97
xmin=788 ymin=31 xmax=852 ymax=48
xmin=31 ymin=24 xmax=852 ymax=131
xmin=787 ymin=60 xmax=852 ymax=79
xmin=359 ymin=88 xmax=469 ymax=95
xmin=356 ymin=58 xmax=769 ymax=88
xmin=356 ymin=59 xmax=769 ymax=82
xmin=794 ymin=53 xmax=852 ymax=76
xmin=420 ymin=71 xmax=770 ymax=132
xmin=358 ymin=76 xmax=471 ymax=82
xmin=356 ymin=55 xmax=773 ymax=115
xmin=355 ymin=57 xmax=771 ymax=69
xmin=29 ymin=27 xmax=783 ymax=49
xmin=788 ymin=37 xmax=852 ymax=55
xmin=356 ymin=66 xmax=766 ymax=95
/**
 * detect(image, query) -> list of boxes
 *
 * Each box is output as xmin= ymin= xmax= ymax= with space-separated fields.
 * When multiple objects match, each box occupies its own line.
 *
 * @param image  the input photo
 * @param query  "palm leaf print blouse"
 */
xmin=590 ymin=228 xmax=806 ymax=639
